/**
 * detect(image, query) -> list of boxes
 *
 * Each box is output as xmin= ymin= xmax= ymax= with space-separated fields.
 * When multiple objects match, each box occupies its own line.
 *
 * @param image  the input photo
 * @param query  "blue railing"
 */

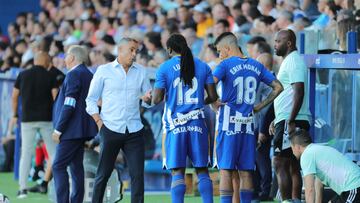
xmin=301 ymin=31 xmax=360 ymax=161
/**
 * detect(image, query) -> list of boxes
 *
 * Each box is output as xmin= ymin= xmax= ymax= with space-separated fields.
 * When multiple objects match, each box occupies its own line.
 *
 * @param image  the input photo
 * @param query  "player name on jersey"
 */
xmin=230 ymin=64 xmax=261 ymax=76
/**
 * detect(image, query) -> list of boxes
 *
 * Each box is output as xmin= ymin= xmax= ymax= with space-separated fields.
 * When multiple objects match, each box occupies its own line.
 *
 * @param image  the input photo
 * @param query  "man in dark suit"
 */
xmin=52 ymin=45 xmax=97 ymax=203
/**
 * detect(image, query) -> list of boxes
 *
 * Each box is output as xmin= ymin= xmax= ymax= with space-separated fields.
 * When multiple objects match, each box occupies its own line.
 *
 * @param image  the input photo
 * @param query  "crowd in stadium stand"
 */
xmin=0 ymin=0 xmax=359 ymax=74
xmin=0 ymin=0 xmax=360 ymax=201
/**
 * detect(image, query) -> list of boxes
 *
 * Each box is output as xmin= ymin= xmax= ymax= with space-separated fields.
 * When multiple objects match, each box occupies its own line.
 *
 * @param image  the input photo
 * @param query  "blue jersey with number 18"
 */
xmin=213 ymin=56 xmax=275 ymax=132
xmin=154 ymin=56 xmax=214 ymax=130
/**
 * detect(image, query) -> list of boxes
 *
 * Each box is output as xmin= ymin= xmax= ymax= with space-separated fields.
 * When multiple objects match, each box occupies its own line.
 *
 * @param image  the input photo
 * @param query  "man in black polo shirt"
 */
xmin=12 ymin=51 xmax=58 ymax=198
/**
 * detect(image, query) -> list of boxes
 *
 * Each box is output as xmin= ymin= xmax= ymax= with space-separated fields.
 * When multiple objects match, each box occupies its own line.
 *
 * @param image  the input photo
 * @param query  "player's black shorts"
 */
xmin=273 ymin=120 xmax=310 ymax=157
xmin=331 ymin=187 xmax=360 ymax=203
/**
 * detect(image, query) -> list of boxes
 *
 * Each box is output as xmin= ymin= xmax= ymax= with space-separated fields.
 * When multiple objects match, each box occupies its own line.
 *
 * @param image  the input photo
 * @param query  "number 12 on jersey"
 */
xmin=173 ymin=77 xmax=199 ymax=105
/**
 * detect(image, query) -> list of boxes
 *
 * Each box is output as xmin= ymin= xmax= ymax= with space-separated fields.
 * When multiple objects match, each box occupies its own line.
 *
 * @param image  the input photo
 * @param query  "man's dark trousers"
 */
xmin=255 ymin=138 xmax=272 ymax=199
xmin=92 ymin=125 xmax=145 ymax=203
xmin=53 ymin=139 xmax=86 ymax=203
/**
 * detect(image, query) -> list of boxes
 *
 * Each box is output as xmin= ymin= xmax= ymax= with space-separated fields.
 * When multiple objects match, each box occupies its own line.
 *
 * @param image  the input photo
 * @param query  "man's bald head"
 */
xmin=257 ymin=53 xmax=273 ymax=71
xmin=34 ymin=51 xmax=51 ymax=68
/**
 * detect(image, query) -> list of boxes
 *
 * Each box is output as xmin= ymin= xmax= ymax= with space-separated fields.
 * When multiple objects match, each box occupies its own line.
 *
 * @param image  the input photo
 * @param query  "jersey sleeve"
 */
xmin=259 ymin=63 xmax=275 ymax=85
xmin=213 ymin=61 xmax=226 ymax=81
xmin=154 ymin=64 xmax=167 ymax=89
xmin=205 ymin=64 xmax=214 ymax=84
xmin=301 ymin=150 xmax=317 ymax=177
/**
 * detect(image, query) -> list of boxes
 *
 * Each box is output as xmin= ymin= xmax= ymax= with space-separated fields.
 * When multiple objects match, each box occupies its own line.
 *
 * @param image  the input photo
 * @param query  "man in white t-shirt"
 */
xmin=270 ymin=29 xmax=312 ymax=203
xmin=290 ymin=129 xmax=360 ymax=203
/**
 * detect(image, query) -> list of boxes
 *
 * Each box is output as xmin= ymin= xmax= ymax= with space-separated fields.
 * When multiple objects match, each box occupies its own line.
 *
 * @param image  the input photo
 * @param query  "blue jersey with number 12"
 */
xmin=154 ymin=56 xmax=214 ymax=130
xmin=213 ymin=56 xmax=275 ymax=132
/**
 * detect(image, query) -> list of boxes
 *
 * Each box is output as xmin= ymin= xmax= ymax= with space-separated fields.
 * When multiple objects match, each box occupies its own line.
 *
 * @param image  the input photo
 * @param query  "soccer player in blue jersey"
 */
xmin=212 ymin=32 xmax=283 ymax=203
xmin=152 ymin=33 xmax=218 ymax=203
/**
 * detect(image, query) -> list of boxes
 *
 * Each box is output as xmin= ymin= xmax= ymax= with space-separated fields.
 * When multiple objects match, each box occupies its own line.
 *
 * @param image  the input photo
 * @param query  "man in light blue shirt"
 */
xmin=290 ymin=129 xmax=360 ymax=203
xmin=86 ymin=37 xmax=152 ymax=203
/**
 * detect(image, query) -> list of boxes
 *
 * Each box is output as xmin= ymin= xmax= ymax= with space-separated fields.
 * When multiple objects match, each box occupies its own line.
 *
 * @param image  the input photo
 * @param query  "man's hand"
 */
xmin=253 ymin=104 xmax=261 ymax=113
xmin=258 ymin=132 xmax=268 ymax=144
xmin=52 ymin=131 xmax=61 ymax=143
xmin=269 ymin=120 xmax=275 ymax=135
xmin=96 ymin=119 xmax=103 ymax=131
xmin=210 ymin=99 xmax=226 ymax=113
xmin=141 ymin=90 xmax=152 ymax=104
xmin=287 ymin=120 xmax=296 ymax=134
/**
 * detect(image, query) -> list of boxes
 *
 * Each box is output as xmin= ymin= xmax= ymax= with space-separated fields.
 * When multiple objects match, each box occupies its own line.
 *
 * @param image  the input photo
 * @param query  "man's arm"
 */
xmin=304 ymin=174 xmax=316 ymax=203
xmin=287 ymin=82 xmax=305 ymax=133
xmin=289 ymin=82 xmax=304 ymax=122
xmin=204 ymin=83 xmax=218 ymax=104
xmin=86 ymin=70 xmax=104 ymax=130
xmin=54 ymin=72 xmax=81 ymax=135
xmin=152 ymin=88 xmax=165 ymax=105
xmin=253 ymin=80 xmax=283 ymax=113
xmin=315 ymin=177 xmax=323 ymax=203
xmin=11 ymin=88 xmax=20 ymax=118
xmin=140 ymin=74 xmax=153 ymax=106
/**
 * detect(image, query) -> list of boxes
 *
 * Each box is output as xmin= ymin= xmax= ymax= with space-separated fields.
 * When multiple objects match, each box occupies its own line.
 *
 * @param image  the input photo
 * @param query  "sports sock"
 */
xmin=240 ymin=189 xmax=253 ymax=203
xmin=171 ymin=174 xmax=186 ymax=203
xmin=220 ymin=189 xmax=233 ymax=203
xmin=197 ymin=173 xmax=213 ymax=203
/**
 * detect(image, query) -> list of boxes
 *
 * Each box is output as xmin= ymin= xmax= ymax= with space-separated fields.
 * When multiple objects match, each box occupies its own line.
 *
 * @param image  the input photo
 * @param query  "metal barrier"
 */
xmin=301 ymin=31 xmax=360 ymax=161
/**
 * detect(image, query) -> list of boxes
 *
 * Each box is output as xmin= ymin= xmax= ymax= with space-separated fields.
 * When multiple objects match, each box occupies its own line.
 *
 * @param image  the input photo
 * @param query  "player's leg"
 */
xmin=232 ymin=171 xmax=240 ymax=203
xmin=273 ymin=120 xmax=293 ymax=201
xmin=190 ymin=120 xmax=213 ymax=203
xmin=239 ymin=170 xmax=253 ymax=203
xmin=290 ymin=156 xmax=302 ymax=202
xmin=220 ymin=169 xmax=234 ymax=203
xmin=164 ymin=128 xmax=188 ymax=203
xmin=273 ymin=153 xmax=292 ymax=201
xmin=291 ymin=120 xmax=310 ymax=202
xmin=215 ymin=130 xmax=240 ymax=203
xmin=238 ymin=133 xmax=256 ymax=203
xmin=195 ymin=167 xmax=213 ymax=203
xmin=171 ymin=168 xmax=186 ymax=203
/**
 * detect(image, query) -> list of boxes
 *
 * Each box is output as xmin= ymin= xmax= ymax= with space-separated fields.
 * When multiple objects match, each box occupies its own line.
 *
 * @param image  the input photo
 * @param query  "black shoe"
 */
xmin=28 ymin=184 xmax=47 ymax=194
xmin=32 ymin=165 xmax=44 ymax=182
xmin=17 ymin=189 xmax=28 ymax=199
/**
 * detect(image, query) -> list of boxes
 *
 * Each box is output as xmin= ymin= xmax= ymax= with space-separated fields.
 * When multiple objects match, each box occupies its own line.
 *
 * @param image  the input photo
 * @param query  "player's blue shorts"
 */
xmin=214 ymin=130 xmax=256 ymax=170
xmin=162 ymin=119 xmax=210 ymax=169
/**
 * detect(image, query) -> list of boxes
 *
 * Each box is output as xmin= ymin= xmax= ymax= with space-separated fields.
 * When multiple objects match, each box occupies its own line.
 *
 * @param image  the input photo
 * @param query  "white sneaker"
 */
xmin=17 ymin=190 xmax=27 ymax=199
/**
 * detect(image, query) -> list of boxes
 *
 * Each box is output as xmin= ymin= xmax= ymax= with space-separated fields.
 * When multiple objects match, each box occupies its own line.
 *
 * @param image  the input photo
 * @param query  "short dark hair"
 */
xmin=255 ymin=41 xmax=272 ymax=54
xmin=145 ymin=32 xmax=162 ymax=48
xmin=216 ymin=19 xmax=230 ymax=28
xmin=258 ymin=16 xmax=276 ymax=25
xmin=214 ymin=32 xmax=236 ymax=46
xmin=207 ymin=44 xmax=219 ymax=57
xmin=144 ymin=11 xmax=157 ymax=23
xmin=289 ymin=128 xmax=312 ymax=147
xmin=232 ymin=2 xmax=242 ymax=10
xmin=248 ymin=6 xmax=262 ymax=20
xmin=182 ymin=22 xmax=197 ymax=32
xmin=247 ymin=36 xmax=266 ymax=45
